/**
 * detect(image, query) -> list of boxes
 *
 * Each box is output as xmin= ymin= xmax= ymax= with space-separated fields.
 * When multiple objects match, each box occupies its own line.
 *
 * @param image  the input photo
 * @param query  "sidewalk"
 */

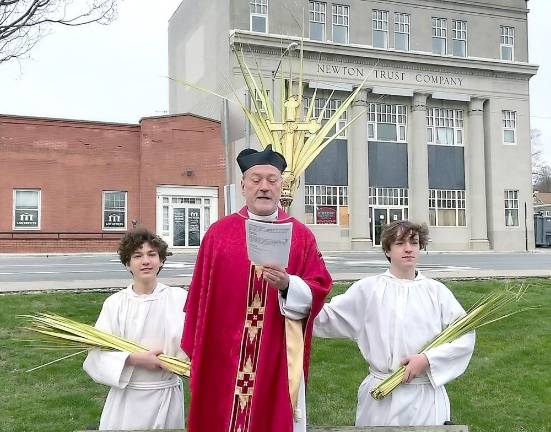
xmin=2 ymin=269 xmax=551 ymax=294
xmin=2 ymin=247 xmax=551 ymax=258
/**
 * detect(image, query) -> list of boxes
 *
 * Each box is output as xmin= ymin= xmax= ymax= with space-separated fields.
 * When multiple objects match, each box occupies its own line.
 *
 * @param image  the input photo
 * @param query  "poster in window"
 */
xmin=14 ymin=210 xmax=39 ymax=228
xmin=104 ymin=211 xmax=125 ymax=228
xmin=316 ymin=206 xmax=337 ymax=224
xmin=188 ymin=208 xmax=201 ymax=246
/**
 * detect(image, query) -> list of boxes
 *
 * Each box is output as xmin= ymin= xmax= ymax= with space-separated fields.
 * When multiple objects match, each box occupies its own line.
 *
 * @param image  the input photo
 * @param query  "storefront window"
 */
xmin=305 ymin=185 xmax=348 ymax=225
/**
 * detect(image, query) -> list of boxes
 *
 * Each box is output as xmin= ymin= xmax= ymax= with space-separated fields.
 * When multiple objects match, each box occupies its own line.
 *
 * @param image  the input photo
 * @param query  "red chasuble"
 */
xmin=182 ymin=207 xmax=332 ymax=432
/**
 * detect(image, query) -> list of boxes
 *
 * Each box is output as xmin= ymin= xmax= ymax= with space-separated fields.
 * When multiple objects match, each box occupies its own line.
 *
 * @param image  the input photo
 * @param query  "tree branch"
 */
xmin=0 ymin=0 xmax=118 ymax=63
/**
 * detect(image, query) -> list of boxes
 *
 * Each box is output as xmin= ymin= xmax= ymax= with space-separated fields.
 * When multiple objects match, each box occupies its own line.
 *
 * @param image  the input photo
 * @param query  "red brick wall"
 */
xmin=138 ymin=115 xmax=225 ymax=231
xmin=0 ymin=239 xmax=122 ymax=253
xmin=0 ymin=114 xmax=224 ymax=252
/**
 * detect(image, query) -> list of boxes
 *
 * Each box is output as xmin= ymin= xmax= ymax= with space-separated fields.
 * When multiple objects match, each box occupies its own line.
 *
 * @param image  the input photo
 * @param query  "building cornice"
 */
xmin=230 ymin=30 xmax=539 ymax=80
xmin=140 ymin=112 xmax=221 ymax=124
xmin=0 ymin=114 xmax=139 ymax=130
xmin=0 ymin=112 xmax=221 ymax=130
xmin=369 ymin=0 xmax=529 ymax=15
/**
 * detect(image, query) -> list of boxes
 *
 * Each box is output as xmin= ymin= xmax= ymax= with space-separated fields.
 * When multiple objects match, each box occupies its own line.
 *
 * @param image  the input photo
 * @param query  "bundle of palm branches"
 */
xmin=20 ymin=313 xmax=190 ymax=377
xmin=370 ymin=283 xmax=535 ymax=400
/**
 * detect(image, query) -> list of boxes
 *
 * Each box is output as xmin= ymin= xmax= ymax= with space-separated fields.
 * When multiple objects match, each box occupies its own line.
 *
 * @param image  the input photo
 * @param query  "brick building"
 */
xmin=0 ymin=113 xmax=224 ymax=252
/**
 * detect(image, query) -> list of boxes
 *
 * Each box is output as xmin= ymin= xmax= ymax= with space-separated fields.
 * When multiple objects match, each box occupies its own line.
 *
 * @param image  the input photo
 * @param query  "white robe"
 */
xmin=83 ymin=283 xmax=188 ymax=431
xmin=314 ymin=271 xmax=475 ymax=426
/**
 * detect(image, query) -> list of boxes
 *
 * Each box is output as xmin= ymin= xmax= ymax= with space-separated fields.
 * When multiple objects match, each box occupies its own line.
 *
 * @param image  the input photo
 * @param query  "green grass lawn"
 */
xmin=0 ymin=291 xmax=108 ymax=432
xmin=0 ymin=279 xmax=549 ymax=432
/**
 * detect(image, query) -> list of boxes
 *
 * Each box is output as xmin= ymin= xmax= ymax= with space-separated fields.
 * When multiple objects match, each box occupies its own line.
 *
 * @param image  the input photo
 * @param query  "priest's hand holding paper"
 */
xmin=127 ymin=349 xmax=167 ymax=371
xmin=262 ymin=264 xmax=290 ymax=291
xmin=401 ymin=353 xmax=429 ymax=383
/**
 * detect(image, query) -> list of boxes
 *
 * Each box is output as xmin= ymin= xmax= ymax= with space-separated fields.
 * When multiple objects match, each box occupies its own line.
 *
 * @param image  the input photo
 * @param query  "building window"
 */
xmin=394 ymin=13 xmax=410 ymax=51
xmin=372 ymin=10 xmax=388 ymax=49
xmin=452 ymin=20 xmax=467 ymax=57
xmin=172 ymin=197 xmax=202 ymax=204
xmin=332 ymin=4 xmax=349 ymax=44
xmin=369 ymin=187 xmax=409 ymax=206
xmin=426 ymin=108 xmax=463 ymax=146
xmin=432 ymin=17 xmax=447 ymax=55
xmin=368 ymin=103 xmax=407 ymax=142
xmin=309 ymin=1 xmax=326 ymax=41
xmin=304 ymin=97 xmax=348 ymax=138
xmin=250 ymin=0 xmax=268 ymax=33
xmin=500 ymin=26 xmax=514 ymax=61
xmin=504 ymin=190 xmax=519 ymax=226
xmin=503 ymin=110 xmax=517 ymax=144
xmin=103 ymin=191 xmax=127 ymax=230
xmin=305 ymin=185 xmax=348 ymax=225
xmin=13 ymin=189 xmax=40 ymax=230
xmin=162 ymin=205 xmax=170 ymax=232
xmin=253 ymin=89 xmax=269 ymax=114
xmin=204 ymin=198 xmax=211 ymax=230
xmin=429 ymin=189 xmax=466 ymax=226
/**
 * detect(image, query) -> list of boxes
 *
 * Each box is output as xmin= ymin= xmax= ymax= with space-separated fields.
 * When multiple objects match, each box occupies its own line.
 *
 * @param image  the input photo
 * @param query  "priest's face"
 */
xmin=241 ymin=164 xmax=283 ymax=216
xmin=126 ymin=242 xmax=163 ymax=281
xmin=386 ymin=233 xmax=420 ymax=272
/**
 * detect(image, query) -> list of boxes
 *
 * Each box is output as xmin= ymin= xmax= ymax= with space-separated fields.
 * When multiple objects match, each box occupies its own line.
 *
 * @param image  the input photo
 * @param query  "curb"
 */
xmin=2 ymin=272 xmax=551 ymax=294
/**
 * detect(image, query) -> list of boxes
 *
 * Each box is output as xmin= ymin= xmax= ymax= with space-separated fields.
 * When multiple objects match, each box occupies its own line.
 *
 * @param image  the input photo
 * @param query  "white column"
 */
xmin=288 ymin=176 xmax=306 ymax=221
xmin=349 ymin=88 xmax=372 ymax=250
xmin=467 ymin=98 xmax=490 ymax=250
xmin=409 ymin=93 xmax=430 ymax=224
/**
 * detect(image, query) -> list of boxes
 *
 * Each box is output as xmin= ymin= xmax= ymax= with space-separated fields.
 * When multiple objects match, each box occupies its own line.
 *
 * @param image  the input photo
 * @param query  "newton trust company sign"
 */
xmin=315 ymin=63 xmax=465 ymax=88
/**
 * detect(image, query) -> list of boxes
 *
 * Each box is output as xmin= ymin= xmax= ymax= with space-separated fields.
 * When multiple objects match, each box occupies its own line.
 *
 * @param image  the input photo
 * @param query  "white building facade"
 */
xmin=168 ymin=0 xmax=538 ymax=251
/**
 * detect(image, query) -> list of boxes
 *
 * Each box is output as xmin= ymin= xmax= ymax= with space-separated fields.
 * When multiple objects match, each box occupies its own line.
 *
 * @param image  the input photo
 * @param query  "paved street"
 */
xmin=2 ymin=250 xmax=551 ymax=293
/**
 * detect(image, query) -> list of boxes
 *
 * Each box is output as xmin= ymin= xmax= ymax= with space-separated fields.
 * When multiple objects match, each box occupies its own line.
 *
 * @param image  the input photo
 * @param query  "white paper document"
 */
xmin=245 ymin=219 xmax=293 ymax=267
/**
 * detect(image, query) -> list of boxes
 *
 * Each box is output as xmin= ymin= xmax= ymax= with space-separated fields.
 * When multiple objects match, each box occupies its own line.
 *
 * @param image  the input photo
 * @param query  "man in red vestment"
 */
xmin=181 ymin=145 xmax=332 ymax=432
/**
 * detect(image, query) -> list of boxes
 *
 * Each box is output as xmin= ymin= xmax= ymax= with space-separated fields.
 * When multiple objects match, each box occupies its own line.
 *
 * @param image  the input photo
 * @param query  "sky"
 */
xmin=0 ymin=0 xmax=182 ymax=123
xmin=526 ymin=0 xmax=551 ymax=161
xmin=0 ymin=0 xmax=550 ymax=158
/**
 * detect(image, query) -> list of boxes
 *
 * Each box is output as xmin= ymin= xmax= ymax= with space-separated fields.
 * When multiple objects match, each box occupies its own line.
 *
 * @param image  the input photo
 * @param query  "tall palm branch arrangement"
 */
xmin=172 ymin=42 xmax=372 ymax=210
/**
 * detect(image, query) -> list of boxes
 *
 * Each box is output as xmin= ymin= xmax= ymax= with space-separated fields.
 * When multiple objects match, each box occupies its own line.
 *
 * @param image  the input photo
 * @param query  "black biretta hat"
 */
xmin=237 ymin=145 xmax=287 ymax=174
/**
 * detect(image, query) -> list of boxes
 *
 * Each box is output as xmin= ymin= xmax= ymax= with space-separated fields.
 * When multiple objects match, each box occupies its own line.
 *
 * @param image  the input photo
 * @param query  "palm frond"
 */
xmin=20 ymin=313 xmax=191 ymax=377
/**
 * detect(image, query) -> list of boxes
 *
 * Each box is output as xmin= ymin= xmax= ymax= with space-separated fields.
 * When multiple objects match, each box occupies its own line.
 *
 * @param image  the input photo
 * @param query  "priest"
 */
xmin=181 ymin=145 xmax=332 ymax=432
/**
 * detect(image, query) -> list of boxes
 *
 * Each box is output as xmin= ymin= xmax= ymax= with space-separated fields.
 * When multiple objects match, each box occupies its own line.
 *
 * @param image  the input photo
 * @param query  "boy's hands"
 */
xmin=401 ymin=353 xmax=429 ymax=383
xmin=127 ymin=349 xmax=166 ymax=370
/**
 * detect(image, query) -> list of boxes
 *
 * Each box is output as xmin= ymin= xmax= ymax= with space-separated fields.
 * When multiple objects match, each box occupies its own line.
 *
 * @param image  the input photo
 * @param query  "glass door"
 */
xmin=389 ymin=208 xmax=404 ymax=223
xmin=172 ymin=206 xmax=202 ymax=247
xmin=372 ymin=208 xmax=388 ymax=246
xmin=173 ymin=208 xmax=187 ymax=246
xmin=187 ymin=207 xmax=201 ymax=246
xmin=371 ymin=207 xmax=406 ymax=246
